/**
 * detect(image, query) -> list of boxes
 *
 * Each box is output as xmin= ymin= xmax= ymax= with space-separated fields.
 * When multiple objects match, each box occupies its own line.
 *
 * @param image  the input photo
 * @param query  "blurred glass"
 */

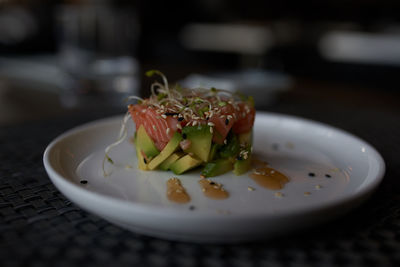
xmin=56 ymin=2 xmax=140 ymax=109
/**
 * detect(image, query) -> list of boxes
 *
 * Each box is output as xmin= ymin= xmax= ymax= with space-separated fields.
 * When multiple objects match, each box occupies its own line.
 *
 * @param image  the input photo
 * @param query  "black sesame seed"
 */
xmin=182 ymin=133 xmax=187 ymax=139
xmin=210 ymin=181 xmax=216 ymax=185
xmin=165 ymin=112 xmax=179 ymax=116
xmin=325 ymin=174 xmax=332 ymax=178
xmin=189 ymin=205 xmax=195 ymax=210
xmin=225 ymin=118 xmax=229 ymax=125
xmin=80 ymin=180 xmax=88 ymax=184
xmin=143 ymin=158 xmax=147 ymax=164
xmin=206 ymin=117 xmax=209 ymax=120
xmin=178 ymin=117 xmax=184 ymax=121
xmin=308 ymin=172 xmax=315 ymax=177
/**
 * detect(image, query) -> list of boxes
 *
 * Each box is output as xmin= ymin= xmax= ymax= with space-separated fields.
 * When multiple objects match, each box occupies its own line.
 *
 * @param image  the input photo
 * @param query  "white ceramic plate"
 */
xmin=43 ymin=112 xmax=385 ymax=242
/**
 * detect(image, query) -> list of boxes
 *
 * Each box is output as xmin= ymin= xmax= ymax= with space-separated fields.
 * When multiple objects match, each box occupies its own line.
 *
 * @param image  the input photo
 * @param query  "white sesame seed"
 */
xmin=192 ymin=121 xmax=198 ymax=126
xmin=166 ymin=128 xmax=170 ymax=135
xmin=227 ymin=115 xmax=233 ymax=120
xmin=224 ymin=139 xmax=227 ymax=144
xmin=210 ymin=127 xmax=213 ymax=133
xmin=315 ymin=185 xmax=322 ymax=190
xmin=161 ymin=114 xmax=167 ymax=119
xmin=176 ymin=124 xmax=182 ymax=129
xmin=202 ymin=188 xmax=206 ymax=192
xmin=247 ymin=186 xmax=255 ymax=191
xmin=207 ymin=122 xmax=215 ymax=126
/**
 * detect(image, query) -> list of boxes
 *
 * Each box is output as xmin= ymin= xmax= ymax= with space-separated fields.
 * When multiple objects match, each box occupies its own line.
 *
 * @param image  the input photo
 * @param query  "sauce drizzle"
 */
xmin=166 ymin=178 xmax=190 ymax=203
xmin=250 ymin=160 xmax=289 ymax=190
xmin=198 ymin=179 xmax=229 ymax=199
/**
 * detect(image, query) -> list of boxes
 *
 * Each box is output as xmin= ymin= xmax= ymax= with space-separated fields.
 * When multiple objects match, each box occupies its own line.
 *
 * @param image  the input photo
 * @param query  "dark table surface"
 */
xmin=1 ymin=83 xmax=400 ymax=267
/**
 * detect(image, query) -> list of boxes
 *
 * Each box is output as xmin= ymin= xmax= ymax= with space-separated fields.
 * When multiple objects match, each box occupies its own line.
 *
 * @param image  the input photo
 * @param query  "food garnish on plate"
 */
xmin=103 ymin=70 xmax=255 ymax=177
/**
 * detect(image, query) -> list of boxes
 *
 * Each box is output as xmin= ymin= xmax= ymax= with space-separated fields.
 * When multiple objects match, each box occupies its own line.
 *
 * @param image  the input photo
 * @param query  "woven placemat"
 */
xmin=1 ymin=104 xmax=399 ymax=267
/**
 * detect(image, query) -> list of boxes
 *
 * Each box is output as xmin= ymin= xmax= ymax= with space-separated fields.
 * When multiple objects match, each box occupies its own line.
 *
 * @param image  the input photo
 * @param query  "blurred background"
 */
xmin=0 ymin=0 xmax=399 ymax=125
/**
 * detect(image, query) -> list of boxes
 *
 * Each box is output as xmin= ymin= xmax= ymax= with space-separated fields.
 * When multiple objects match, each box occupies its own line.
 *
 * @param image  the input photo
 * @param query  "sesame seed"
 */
xmin=176 ymin=189 xmax=182 ymax=193
xmin=176 ymin=124 xmax=182 ymax=129
xmin=207 ymin=122 xmax=215 ymax=126
xmin=161 ymin=114 xmax=167 ymax=119
xmin=247 ymin=186 xmax=255 ymax=191
xmin=223 ymin=139 xmax=227 ymax=145
xmin=275 ymin=192 xmax=283 ymax=198
xmin=166 ymin=128 xmax=170 ymax=134
xmin=192 ymin=121 xmax=198 ymax=126
xmin=202 ymin=188 xmax=206 ymax=192
xmin=210 ymin=127 xmax=213 ymax=133
xmin=315 ymin=185 xmax=322 ymax=190
xmin=80 ymin=180 xmax=88 ymax=184
xmin=213 ymin=185 xmax=219 ymax=189
xmin=225 ymin=119 xmax=229 ymax=125
xmin=325 ymin=174 xmax=332 ymax=178
xmin=178 ymin=117 xmax=184 ymax=121
xmin=200 ymin=175 xmax=205 ymax=179
xmin=227 ymin=115 xmax=233 ymax=120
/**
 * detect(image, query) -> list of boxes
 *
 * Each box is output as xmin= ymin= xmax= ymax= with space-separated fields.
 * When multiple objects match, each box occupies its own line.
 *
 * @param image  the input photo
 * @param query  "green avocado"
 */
xmin=233 ymin=153 xmax=252 ymax=175
xmin=159 ymin=152 xmax=184 ymax=171
xmin=238 ymin=130 xmax=253 ymax=147
xmin=208 ymin=143 xmax=221 ymax=162
xmin=201 ymin=158 xmax=233 ymax=177
xmin=147 ymin=132 xmax=182 ymax=170
xmin=170 ymin=154 xmax=202 ymax=175
xmin=219 ymin=133 xmax=240 ymax=158
xmin=136 ymin=125 xmax=160 ymax=158
xmin=133 ymin=136 xmax=148 ymax=170
xmin=182 ymin=125 xmax=212 ymax=162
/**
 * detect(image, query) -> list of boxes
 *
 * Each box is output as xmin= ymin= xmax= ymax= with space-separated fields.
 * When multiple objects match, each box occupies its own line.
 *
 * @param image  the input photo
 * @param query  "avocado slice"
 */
xmin=238 ymin=130 xmax=253 ymax=147
xmin=170 ymin=154 xmax=202 ymax=175
xmin=201 ymin=158 xmax=233 ymax=177
xmin=219 ymin=133 xmax=240 ymax=158
xmin=148 ymin=132 xmax=182 ymax=170
xmin=182 ymin=125 xmax=212 ymax=162
xmin=136 ymin=125 xmax=160 ymax=158
xmin=233 ymin=154 xmax=252 ymax=175
xmin=159 ymin=152 xmax=184 ymax=171
xmin=208 ymin=143 xmax=222 ymax=162
xmin=133 ymin=136 xmax=148 ymax=170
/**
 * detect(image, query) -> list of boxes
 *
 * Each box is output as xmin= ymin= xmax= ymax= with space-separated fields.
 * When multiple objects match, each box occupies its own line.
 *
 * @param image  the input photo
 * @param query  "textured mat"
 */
xmin=1 ymin=104 xmax=400 ymax=267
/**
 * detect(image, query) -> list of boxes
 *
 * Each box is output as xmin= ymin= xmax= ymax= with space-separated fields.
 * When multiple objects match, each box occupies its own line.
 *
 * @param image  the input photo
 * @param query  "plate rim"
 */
xmin=43 ymin=112 xmax=386 ymax=221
